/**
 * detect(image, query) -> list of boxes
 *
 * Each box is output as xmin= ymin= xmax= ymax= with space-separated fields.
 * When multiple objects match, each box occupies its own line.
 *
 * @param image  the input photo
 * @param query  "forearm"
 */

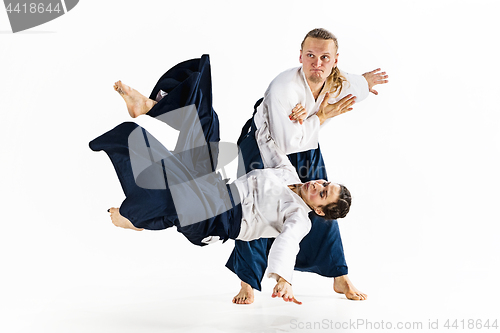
xmin=267 ymin=219 xmax=310 ymax=284
xmin=316 ymin=112 xmax=327 ymax=126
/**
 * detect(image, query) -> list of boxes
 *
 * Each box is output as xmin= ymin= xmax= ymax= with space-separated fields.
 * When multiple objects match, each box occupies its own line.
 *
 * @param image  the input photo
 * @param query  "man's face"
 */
xmin=300 ymin=37 xmax=339 ymax=85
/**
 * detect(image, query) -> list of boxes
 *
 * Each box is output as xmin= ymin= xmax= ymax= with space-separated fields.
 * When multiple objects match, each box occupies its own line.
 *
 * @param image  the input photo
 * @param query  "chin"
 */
xmin=308 ymin=75 xmax=324 ymax=84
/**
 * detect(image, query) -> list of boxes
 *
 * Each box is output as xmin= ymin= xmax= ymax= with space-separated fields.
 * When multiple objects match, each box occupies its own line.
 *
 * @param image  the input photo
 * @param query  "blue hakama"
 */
xmin=89 ymin=55 xmax=241 ymax=246
xmin=225 ymin=99 xmax=348 ymax=291
xmin=89 ymin=54 xmax=349 ymax=290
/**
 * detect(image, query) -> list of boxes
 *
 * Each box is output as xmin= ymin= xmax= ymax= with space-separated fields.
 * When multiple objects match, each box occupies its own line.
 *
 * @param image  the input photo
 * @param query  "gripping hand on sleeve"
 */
xmin=316 ymin=93 xmax=356 ymax=125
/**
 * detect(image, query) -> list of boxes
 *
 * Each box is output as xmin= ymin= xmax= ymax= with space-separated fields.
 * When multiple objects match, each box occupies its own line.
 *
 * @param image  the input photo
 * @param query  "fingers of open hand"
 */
xmin=373 ymin=72 xmax=389 ymax=85
xmin=366 ymin=68 xmax=383 ymax=76
xmin=377 ymin=72 xmax=388 ymax=79
xmin=338 ymin=94 xmax=355 ymax=107
xmin=367 ymin=71 xmax=388 ymax=86
xmin=332 ymin=94 xmax=355 ymax=113
xmin=283 ymin=294 xmax=302 ymax=305
xmin=364 ymin=68 xmax=388 ymax=80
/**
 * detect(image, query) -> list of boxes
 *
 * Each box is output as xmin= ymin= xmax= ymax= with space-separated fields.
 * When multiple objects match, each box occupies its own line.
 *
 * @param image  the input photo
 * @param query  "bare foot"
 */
xmin=113 ymin=80 xmax=157 ymax=118
xmin=108 ymin=207 xmax=143 ymax=231
xmin=232 ymin=281 xmax=254 ymax=304
xmin=333 ymin=275 xmax=367 ymax=300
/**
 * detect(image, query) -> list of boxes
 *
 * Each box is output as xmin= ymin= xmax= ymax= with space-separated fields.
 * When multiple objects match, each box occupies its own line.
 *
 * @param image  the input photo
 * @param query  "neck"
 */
xmin=288 ymin=184 xmax=315 ymax=211
xmin=307 ymin=80 xmax=326 ymax=100
xmin=288 ymin=184 xmax=303 ymax=198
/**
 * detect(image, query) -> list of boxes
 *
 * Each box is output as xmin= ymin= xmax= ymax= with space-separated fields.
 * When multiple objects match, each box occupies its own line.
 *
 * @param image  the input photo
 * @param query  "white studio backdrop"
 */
xmin=1 ymin=1 xmax=499 ymax=332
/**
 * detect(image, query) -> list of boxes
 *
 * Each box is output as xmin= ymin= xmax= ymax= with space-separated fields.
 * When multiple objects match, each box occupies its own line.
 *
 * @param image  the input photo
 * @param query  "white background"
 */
xmin=1 ymin=1 xmax=499 ymax=332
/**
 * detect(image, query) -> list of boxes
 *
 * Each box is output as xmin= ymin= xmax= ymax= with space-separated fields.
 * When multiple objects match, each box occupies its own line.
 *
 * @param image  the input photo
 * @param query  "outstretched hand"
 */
xmin=362 ymin=68 xmax=389 ymax=95
xmin=272 ymin=277 xmax=302 ymax=305
xmin=316 ymin=93 xmax=356 ymax=125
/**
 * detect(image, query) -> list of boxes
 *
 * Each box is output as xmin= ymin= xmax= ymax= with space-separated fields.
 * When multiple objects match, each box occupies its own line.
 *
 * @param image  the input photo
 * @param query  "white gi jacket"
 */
xmin=254 ymin=66 xmax=369 ymax=155
xmin=232 ymin=123 xmax=312 ymax=284
xmin=232 ymin=66 xmax=369 ymax=283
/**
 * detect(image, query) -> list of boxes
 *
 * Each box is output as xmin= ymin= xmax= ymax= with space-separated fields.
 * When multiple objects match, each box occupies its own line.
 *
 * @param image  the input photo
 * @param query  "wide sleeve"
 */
xmin=263 ymin=82 xmax=321 ymax=155
xmin=255 ymin=121 xmax=301 ymax=183
xmin=318 ymin=71 xmax=370 ymax=127
xmin=266 ymin=208 xmax=312 ymax=284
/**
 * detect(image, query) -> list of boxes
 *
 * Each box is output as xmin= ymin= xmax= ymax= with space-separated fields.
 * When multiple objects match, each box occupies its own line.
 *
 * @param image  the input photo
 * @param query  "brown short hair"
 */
xmin=317 ymin=184 xmax=352 ymax=220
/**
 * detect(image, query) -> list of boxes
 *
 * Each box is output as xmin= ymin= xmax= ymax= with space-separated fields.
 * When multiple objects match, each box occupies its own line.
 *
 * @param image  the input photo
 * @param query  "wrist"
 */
xmin=316 ymin=113 xmax=326 ymax=125
xmin=278 ymin=276 xmax=291 ymax=285
xmin=362 ymin=74 xmax=372 ymax=88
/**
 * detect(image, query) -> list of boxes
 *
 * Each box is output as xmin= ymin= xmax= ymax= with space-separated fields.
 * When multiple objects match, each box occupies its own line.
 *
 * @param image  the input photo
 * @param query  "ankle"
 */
xmin=241 ymin=281 xmax=252 ymax=289
xmin=145 ymin=99 xmax=157 ymax=112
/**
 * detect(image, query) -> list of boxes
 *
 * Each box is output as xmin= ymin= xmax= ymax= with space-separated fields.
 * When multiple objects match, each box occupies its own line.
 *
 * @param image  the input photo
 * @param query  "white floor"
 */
xmin=2 ymin=216 xmax=498 ymax=333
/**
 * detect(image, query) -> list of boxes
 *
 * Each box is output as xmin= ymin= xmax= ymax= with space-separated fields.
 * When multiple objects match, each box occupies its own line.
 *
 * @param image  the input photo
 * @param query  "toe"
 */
xmin=347 ymin=293 xmax=361 ymax=300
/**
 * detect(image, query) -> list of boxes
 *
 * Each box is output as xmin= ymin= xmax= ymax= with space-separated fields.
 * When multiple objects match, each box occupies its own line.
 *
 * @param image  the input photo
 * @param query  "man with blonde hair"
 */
xmin=228 ymin=28 xmax=388 ymax=304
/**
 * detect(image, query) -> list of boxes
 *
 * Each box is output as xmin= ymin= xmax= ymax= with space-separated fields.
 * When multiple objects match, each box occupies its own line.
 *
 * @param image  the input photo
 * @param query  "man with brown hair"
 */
xmin=227 ymin=28 xmax=388 ymax=304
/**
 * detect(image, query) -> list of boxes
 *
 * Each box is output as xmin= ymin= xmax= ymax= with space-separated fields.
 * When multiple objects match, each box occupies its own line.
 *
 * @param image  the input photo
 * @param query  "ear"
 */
xmin=299 ymin=50 xmax=303 ymax=64
xmin=314 ymin=207 xmax=325 ymax=216
xmin=333 ymin=53 xmax=339 ymax=68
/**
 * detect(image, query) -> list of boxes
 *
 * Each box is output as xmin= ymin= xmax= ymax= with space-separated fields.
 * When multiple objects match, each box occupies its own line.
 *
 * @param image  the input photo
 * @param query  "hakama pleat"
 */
xmin=90 ymin=55 xmax=241 ymax=246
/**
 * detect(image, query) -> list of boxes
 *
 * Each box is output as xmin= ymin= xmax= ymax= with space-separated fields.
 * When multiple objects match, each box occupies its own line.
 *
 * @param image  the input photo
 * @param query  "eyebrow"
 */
xmin=306 ymin=50 xmax=331 ymax=55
